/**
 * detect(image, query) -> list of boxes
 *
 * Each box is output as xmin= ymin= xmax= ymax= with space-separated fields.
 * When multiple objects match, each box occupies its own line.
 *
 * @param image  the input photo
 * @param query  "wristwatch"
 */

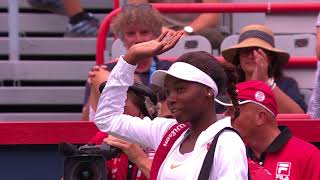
xmin=183 ymin=26 xmax=194 ymax=35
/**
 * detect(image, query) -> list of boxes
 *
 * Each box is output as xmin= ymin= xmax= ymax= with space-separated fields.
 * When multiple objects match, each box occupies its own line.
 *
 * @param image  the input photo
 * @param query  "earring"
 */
xmin=208 ymin=93 xmax=211 ymax=96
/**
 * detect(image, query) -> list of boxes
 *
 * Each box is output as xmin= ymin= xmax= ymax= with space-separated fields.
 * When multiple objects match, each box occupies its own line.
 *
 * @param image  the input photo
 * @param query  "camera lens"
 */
xmin=73 ymin=162 xmax=97 ymax=180
xmin=63 ymin=151 xmax=107 ymax=180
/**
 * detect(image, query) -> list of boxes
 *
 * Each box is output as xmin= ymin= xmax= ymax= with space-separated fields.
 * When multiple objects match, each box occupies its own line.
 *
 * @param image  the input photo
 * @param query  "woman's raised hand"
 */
xmin=251 ymin=48 xmax=269 ymax=82
xmin=124 ymin=31 xmax=183 ymax=65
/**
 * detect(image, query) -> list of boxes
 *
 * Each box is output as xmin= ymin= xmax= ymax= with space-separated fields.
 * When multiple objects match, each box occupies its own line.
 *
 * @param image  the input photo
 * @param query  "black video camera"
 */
xmin=59 ymin=142 xmax=122 ymax=180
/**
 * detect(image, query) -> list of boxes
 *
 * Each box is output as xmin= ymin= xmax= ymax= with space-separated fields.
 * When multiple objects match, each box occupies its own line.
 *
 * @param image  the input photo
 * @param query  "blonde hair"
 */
xmin=111 ymin=4 xmax=163 ymax=41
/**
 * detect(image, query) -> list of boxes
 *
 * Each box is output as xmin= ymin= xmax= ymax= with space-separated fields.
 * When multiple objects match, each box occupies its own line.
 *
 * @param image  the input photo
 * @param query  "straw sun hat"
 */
xmin=222 ymin=24 xmax=290 ymax=66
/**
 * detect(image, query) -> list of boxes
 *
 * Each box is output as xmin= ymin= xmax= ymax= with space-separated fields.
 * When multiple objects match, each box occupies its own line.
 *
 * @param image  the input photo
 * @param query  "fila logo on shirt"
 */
xmin=275 ymin=162 xmax=291 ymax=180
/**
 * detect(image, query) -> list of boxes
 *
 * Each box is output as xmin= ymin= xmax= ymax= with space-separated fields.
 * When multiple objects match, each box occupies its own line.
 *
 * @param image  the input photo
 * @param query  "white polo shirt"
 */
xmin=95 ymin=57 xmax=248 ymax=179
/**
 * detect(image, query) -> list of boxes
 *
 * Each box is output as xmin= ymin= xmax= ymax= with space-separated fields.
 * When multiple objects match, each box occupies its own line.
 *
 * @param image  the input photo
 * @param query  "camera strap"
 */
xmin=198 ymin=127 xmax=253 ymax=180
xmin=198 ymin=127 xmax=239 ymax=179
xmin=126 ymin=161 xmax=136 ymax=180
xmin=149 ymin=57 xmax=157 ymax=85
xmin=149 ymin=124 xmax=249 ymax=180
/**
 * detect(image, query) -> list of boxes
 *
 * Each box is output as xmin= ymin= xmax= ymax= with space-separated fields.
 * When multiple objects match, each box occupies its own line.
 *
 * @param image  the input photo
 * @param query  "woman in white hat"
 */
xmin=222 ymin=24 xmax=306 ymax=113
xmin=94 ymin=31 xmax=248 ymax=179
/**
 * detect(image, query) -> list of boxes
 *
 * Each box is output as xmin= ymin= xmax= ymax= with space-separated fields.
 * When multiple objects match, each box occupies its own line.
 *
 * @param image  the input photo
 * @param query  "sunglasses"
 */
xmin=238 ymin=47 xmax=260 ymax=57
xmin=238 ymin=47 xmax=275 ymax=64
xmin=122 ymin=3 xmax=153 ymax=12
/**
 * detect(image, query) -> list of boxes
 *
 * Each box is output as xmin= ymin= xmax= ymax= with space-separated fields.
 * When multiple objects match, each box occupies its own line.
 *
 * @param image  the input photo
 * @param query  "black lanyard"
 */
xmin=149 ymin=58 xmax=157 ymax=84
xmin=126 ymin=161 xmax=136 ymax=180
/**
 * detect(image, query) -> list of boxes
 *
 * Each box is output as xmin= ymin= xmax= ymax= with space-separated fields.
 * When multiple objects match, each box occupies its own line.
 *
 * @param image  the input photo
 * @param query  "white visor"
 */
xmin=151 ymin=62 xmax=219 ymax=97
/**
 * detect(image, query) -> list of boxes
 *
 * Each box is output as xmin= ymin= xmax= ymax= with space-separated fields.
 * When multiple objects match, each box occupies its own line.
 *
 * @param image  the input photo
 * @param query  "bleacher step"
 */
xmin=0 ymin=61 xmax=94 ymax=80
xmin=0 ymin=113 xmax=82 ymax=121
xmin=0 ymin=14 xmax=109 ymax=33
xmin=0 ymin=37 xmax=114 ymax=56
xmin=0 ymin=0 xmax=113 ymax=9
xmin=0 ymin=86 xmax=84 ymax=105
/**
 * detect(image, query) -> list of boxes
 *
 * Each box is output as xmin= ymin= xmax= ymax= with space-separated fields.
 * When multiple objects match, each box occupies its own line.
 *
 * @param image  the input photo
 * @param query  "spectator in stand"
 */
xmin=81 ymin=3 xmax=173 ymax=120
xmin=95 ymin=32 xmax=248 ymax=179
xmin=90 ymin=81 xmax=160 ymax=179
xmin=27 ymin=0 xmax=99 ymax=37
xmin=317 ymin=13 xmax=320 ymax=61
xmin=128 ymin=0 xmax=226 ymax=49
xmin=216 ymin=80 xmax=320 ymax=180
xmin=308 ymin=13 xmax=320 ymax=118
xmin=222 ymin=24 xmax=307 ymax=113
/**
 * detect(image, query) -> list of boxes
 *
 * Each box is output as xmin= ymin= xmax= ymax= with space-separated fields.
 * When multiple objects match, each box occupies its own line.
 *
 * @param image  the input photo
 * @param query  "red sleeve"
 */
xmin=303 ymin=149 xmax=320 ymax=180
xmin=89 ymin=131 xmax=108 ymax=145
xmin=106 ymin=154 xmax=129 ymax=180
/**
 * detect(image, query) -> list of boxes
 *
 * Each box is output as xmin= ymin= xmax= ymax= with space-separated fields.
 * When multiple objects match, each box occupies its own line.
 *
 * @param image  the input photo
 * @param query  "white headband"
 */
xmin=151 ymin=62 xmax=219 ymax=97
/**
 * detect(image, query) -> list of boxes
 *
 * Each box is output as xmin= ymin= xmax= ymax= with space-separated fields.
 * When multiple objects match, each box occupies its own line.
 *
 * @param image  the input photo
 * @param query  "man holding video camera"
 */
xmin=88 ymin=81 xmax=160 ymax=180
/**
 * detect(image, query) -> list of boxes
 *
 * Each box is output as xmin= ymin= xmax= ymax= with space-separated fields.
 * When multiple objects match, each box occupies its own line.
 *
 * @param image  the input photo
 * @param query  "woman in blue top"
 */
xmin=222 ymin=24 xmax=307 ymax=113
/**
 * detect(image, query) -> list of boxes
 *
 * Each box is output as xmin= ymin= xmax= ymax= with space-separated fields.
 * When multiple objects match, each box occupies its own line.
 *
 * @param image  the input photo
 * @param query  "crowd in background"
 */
xmin=26 ymin=1 xmax=320 ymax=180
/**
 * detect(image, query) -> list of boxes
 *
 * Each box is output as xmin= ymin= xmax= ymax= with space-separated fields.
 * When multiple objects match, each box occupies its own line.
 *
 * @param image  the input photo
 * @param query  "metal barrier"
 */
xmin=96 ymin=2 xmax=320 ymax=65
xmin=0 ymin=121 xmax=98 ymax=144
xmin=0 ymin=119 xmax=318 ymax=180
xmin=0 ymin=119 xmax=318 ymax=144
xmin=158 ymin=56 xmax=318 ymax=69
xmin=114 ymin=0 xmax=120 ymax=9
